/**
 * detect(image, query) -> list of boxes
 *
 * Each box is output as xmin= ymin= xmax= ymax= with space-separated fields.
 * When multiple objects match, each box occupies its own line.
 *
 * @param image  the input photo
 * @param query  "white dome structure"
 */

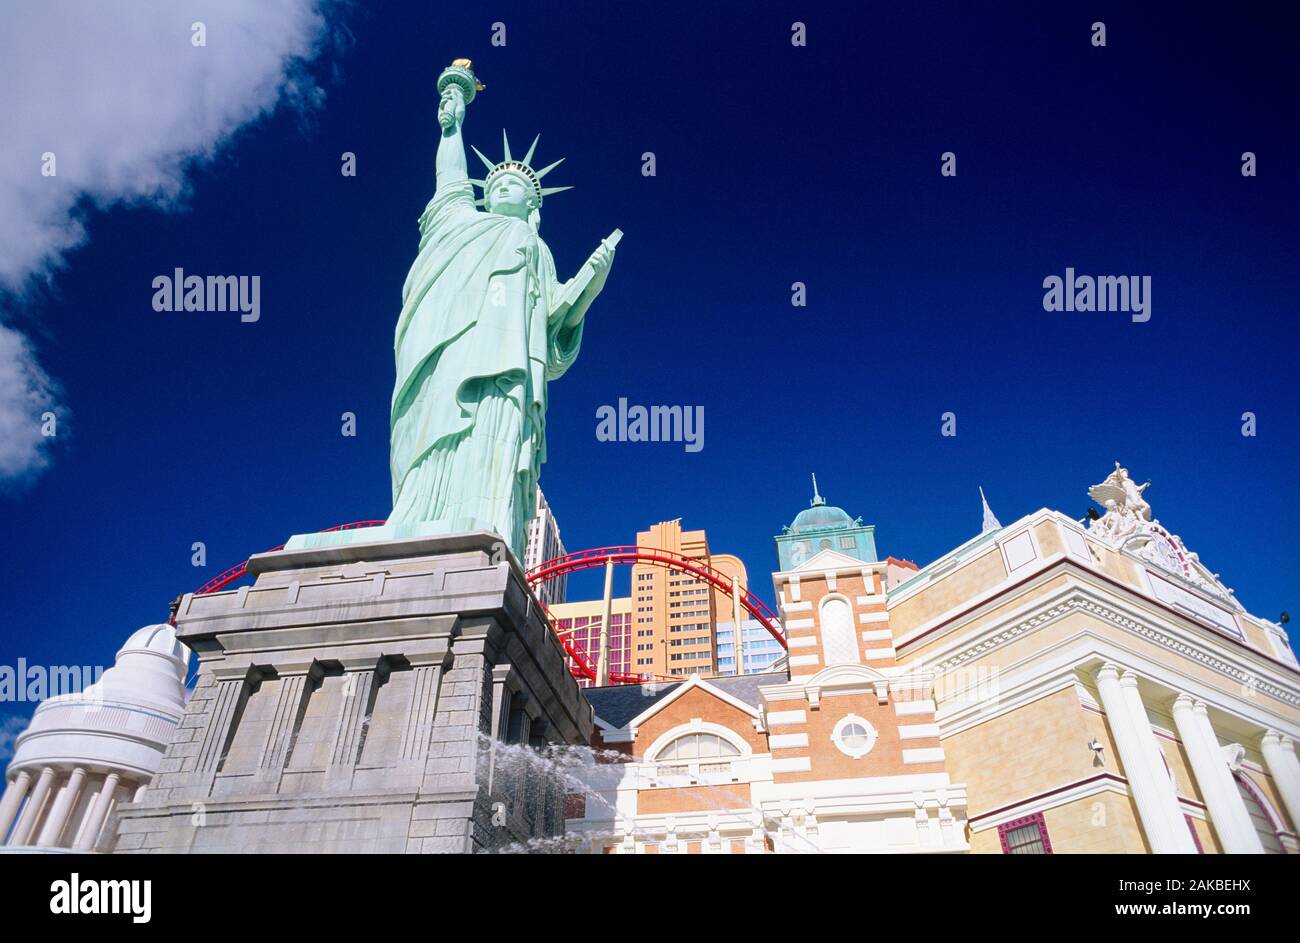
xmin=0 ymin=624 xmax=190 ymax=852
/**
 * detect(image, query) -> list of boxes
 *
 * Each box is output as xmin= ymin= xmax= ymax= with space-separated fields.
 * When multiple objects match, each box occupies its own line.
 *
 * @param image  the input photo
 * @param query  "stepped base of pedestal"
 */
xmin=111 ymin=531 xmax=590 ymax=854
xmin=284 ymin=520 xmax=508 ymax=553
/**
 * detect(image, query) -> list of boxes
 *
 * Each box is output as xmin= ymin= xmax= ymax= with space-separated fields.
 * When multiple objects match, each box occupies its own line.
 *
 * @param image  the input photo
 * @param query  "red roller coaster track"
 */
xmin=190 ymin=524 xmax=786 ymax=686
xmin=192 ymin=521 xmax=388 ymax=596
xmin=525 ymin=546 xmax=787 ymax=685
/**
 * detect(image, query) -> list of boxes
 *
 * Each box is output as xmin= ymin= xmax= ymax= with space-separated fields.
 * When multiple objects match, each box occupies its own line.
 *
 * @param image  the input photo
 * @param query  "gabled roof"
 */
xmin=787 ymin=547 xmax=872 ymax=575
xmin=585 ymin=672 xmax=785 ymax=730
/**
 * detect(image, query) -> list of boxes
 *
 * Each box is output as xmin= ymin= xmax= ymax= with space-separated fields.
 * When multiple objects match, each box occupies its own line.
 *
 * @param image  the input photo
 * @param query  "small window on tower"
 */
xmin=840 ymin=723 xmax=870 ymax=749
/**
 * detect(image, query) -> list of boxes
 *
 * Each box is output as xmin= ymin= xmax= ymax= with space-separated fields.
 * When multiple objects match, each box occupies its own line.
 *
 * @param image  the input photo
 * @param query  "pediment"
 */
xmin=625 ymin=674 xmax=759 ymax=733
xmin=795 ymin=548 xmax=864 ymax=573
xmin=805 ymin=662 xmax=890 ymax=687
xmin=1121 ymin=524 xmax=1242 ymax=611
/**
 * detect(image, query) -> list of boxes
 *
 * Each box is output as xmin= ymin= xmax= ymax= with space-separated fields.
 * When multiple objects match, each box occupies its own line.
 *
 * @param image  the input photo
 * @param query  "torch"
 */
xmin=437 ymin=58 xmax=484 ymax=130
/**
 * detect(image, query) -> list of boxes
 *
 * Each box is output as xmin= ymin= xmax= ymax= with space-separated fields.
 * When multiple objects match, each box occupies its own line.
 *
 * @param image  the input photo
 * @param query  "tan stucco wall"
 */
xmin=945 ymin=687 xmax=1095 ymax=818
xmin=1043 ymin=793 xmax=1150 ymax=853
xmin=950 ymin=687 xmax=1159 ymax=853
xmin=888 ymin=547 xmax=1007 ymax=636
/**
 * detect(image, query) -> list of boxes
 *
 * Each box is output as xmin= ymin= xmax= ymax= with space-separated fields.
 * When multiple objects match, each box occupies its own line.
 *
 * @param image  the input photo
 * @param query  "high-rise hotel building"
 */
xmin=631 ymin=520 xmax=748 ymax=679
xmin=542 ymin=519 xmax=755 ymax=684
xmin=549 ymin=596 xmax=634 ymax=688
xmin=524 ymin=486 xmax=567 ymax=606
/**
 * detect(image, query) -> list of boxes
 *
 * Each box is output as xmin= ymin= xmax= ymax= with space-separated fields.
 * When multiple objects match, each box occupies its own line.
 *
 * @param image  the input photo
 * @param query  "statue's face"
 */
xmin=486 ymin=173 xmax=533 ymax=219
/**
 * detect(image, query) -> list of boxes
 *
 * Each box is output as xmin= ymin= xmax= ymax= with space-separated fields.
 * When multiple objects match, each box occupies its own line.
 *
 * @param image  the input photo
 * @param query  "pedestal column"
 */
xmin=36 ymin=766 xmax=86 ymax=848
xmin=1172 ymin=696 xmax=1262 ymax=853
xmin=74 ymin=772 xmax=122 ymax=852
xmin=1260 ymin=731 xmax=1300 ymax=835
xmin=0 ymin=771 xmax=32 ymax=844
xmin=9 ymin=766 xmax=56 ymax=846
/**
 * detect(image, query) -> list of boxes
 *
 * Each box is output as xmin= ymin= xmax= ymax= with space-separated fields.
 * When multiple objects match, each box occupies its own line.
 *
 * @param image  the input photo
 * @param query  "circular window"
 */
xmin=832 ymin=715 xmax=877 ymax=758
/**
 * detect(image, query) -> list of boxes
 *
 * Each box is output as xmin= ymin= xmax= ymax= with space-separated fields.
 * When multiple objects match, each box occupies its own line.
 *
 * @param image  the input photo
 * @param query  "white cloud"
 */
xmin=0 ymin=0 xmax=340 ymax=482
xmin=0 ymin=325 xmax=57 ymax=483
xmin=0 ymin=713 xmax=29 ymax=763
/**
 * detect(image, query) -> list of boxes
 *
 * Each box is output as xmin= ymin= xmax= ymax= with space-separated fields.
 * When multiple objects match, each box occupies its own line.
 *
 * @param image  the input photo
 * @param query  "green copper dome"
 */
xmin=787 ymin=474 xmax=860 ymax=533
xmin=775 ymin=475 xmax=877 ymax=569
xmin=790 ymin=502 xmax=854 ymax=533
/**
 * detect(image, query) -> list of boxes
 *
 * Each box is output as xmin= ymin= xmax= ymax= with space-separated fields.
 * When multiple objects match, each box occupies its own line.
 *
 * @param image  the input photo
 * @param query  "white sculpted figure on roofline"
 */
xmin=1087 ymin=461 xmax=1236 ymax=604
xmin=1087 ymin=461 xmax=1151 ymax=543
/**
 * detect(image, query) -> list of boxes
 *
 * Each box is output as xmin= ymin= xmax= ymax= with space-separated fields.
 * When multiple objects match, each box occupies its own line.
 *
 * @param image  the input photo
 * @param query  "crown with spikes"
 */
xmin=469 ymin=130 xmax=572 ymax=208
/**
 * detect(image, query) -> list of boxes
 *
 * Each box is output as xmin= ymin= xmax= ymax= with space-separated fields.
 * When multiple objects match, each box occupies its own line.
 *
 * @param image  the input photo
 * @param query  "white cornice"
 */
xmin=772 ymin=558 xmax=885 ymax=587
xmin=899 ymin=557 xmax=1300 ymax=697
xmin=758 ymin=663 xmax=935 ymax=712
xmin=936 ymin=669 xmax=1085 ymax=738
xmin=892 ymin=549 xmax=1074 ymax=648
xmin=892 ymin=510 xmax=1282 ymax=662
xmin=966 ymin=774 xmax=1134 ymax=832
xmin=926 ymin=598 xmax=1300 ymax=740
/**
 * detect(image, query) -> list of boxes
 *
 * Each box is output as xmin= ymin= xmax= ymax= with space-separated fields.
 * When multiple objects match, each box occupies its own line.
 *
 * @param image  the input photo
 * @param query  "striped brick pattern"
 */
xmin=781 ymin=569 xmax=895 ymax=680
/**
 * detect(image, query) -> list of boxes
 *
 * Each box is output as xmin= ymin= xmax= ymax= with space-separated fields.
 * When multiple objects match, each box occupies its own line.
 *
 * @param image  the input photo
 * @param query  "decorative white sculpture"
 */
xmin=1087 ymin=461 xmax=1151 ymax=542
xmin=1087 ymin=462 xmax=1237 ymax=605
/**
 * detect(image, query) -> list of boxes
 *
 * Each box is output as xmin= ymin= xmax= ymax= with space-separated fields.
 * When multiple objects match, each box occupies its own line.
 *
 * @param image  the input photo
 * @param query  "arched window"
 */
xmin=820 ymin=596 xmax=858 ymax=666
xmin=653 ymin=732 xmax=742 ymax=779
xmin=1235 ymin=772 xmax=1286 ymax=854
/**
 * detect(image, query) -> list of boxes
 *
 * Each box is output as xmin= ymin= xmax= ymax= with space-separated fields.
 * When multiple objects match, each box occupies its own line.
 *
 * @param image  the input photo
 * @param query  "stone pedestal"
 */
xmin=111 ymin=532 xmax=592 ymax=854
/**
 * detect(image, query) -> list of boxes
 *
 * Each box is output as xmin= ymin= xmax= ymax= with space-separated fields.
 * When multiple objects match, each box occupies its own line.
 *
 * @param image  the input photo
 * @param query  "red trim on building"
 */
xmin=1234 ymin=771 xmax=1290 ymax=852
xmin=895 ymin=556 xmax=1300 ymax=677
xmin=969 ymin=773 xmax=1125 ymax=825
xmin=1184 ymin=814 xmax=1205 ymax=853
xmin=998 ymin=812 xmax=1053 ymax=854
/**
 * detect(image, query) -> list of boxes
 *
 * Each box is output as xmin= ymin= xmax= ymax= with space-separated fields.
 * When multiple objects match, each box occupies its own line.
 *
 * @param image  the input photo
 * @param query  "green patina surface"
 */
xmin=288 ymin=61 xmax=618 ymax=558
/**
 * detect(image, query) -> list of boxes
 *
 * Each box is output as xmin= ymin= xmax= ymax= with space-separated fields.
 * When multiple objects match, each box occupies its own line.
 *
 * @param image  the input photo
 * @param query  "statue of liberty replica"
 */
xmin=388 ymin=60 xmax=619 ymax=558
xmin=124 ymin=64 xmax=605 ymax=855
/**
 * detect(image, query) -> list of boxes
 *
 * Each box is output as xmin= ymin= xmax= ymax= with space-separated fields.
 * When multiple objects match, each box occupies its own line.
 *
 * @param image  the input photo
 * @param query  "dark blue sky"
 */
xmin=3 ymin=0 xmax=1298 ymax=686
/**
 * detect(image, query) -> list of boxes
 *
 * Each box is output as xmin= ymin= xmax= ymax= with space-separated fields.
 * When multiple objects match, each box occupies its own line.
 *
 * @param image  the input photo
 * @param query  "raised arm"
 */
xmin=562 ymin=235 xmax=618 ymax=328
xmin=435 ymin=83 xmax=468 ymax=190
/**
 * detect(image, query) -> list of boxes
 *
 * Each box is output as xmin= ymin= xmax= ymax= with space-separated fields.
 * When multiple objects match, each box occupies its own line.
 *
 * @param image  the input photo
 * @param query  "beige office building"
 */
xmin=631 ymin=520 xmax=748 ymax=679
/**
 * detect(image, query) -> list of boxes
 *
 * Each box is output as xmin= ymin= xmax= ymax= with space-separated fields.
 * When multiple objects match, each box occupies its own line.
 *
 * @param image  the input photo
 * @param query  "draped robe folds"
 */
xmin=388 ymin=179 xmax=590 ymax=557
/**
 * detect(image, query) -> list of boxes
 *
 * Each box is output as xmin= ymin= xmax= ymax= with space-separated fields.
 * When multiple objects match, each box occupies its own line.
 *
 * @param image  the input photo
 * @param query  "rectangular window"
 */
xmin=998 ymin=813 xmax=1052 ymax=854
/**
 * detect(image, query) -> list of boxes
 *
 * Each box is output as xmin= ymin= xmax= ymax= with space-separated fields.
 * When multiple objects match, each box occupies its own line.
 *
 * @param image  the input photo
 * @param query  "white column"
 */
xmin=0 ymin=770 xmax=32 ymax=844
xmin=1172 ymin=697 xmax=1263 ymax=853
xmin=9 ymin=765 xmax=56 ymax=846
xmin=1260 ymin=731 xmax=1300 ymax=835
xmin=1119 ymin=670 xmax=1197 ymax=854
xmin=1095 ymin=665 xmax=1181 ymax=853
xmin=73 ymin=772 xmax=121 ymax=852
xmin=36 ymin=766 xmax=86 ymax=848
xmin=732 ymin=575 xmax=746 ymax=675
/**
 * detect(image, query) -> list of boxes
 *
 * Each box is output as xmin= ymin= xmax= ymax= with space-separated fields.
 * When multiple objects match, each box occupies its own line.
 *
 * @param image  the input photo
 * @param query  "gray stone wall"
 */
xmin=111 ymin=533 xmax=592 ymax=853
